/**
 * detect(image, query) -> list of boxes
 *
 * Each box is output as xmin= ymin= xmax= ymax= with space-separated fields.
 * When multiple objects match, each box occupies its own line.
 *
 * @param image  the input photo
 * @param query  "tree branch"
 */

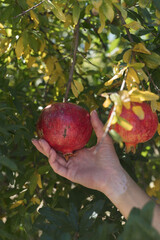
xmin=14 ymin=0 xmax=45 ymax=18
xmin=85 ymin=18 xmax=107 ymax=51
xmin=64 ymin=21 xmax=80 ymax=102
xmin=115 ymin=5 xmax=134 ymax=43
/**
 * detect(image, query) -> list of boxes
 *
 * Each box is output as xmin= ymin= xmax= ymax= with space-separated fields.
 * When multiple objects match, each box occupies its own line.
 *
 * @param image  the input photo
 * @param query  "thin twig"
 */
xmin=85 ymin=18 xmax=107 ymax=51
xmin=64 ymin=21 xmax=80 ymax=102
xmin=14 ymin=0 xmax=45 ymax=18
xmin=115 ymin=3 xmax=134 ymax=43
xmin=144 ymin=67 xmax=160 ymax=95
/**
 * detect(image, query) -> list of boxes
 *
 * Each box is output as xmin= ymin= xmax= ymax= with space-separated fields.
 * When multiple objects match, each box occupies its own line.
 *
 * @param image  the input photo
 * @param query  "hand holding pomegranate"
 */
xmin=32 ymin=109 xmax=160 ymax=233
xmin=32 ymin=110 xmax=122 ymax=196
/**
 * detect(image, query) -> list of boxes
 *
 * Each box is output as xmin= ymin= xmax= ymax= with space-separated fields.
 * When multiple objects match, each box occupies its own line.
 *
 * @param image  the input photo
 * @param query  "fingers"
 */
xmin=32 ymin=138 xmax=69 ymax=179
xmin=90 ymin=110 xmax=113 ymax=145
xmin=48 ymin=148 xmax=68 ymax=178
xmin=90 ymin=110 xmax=104 ymax=143
xmin=32 ymin=139 xmax=51 ymax=157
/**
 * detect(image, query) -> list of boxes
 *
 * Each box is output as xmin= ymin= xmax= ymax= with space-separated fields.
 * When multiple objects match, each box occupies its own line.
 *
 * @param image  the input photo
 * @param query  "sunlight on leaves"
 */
xmin=133 ymin=43 xmax=151 ymax=54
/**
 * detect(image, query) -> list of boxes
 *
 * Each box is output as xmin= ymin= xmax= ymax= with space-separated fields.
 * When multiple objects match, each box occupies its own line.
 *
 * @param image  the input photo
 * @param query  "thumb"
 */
xmin=90 ymin=110 xmax=104 ymax=143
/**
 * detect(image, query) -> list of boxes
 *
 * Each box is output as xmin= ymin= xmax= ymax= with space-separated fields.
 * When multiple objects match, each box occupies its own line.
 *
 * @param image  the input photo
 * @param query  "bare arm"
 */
xmin=32 ymin=110 xmax=160 ymax=233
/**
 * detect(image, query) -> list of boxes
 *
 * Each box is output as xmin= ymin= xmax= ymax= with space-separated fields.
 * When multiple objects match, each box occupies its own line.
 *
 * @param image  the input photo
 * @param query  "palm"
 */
xmin=32 ymin=111 xmax=120 ymax=193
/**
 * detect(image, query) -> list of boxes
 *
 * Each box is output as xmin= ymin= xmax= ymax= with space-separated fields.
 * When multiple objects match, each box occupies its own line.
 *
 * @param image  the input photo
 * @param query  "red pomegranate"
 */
xmin=110 ymin=102 xmax=158 ymax=153
xmin=37 ymin=102 xmax=92 ymax=155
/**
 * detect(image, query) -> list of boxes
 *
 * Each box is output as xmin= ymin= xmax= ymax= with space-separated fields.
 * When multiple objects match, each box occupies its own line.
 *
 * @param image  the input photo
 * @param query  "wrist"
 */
xmin=101 ymin=166 xmax=128 ymax=201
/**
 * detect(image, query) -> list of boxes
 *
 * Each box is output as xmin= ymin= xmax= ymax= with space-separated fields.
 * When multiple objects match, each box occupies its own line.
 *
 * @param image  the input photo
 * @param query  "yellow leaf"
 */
xmin=132 ymin=106 xmax=145 ymax=120
xmin=31 ymin=197 xmax=41 ymax=205
xmin=91 ymin=0 xmax=103 ymax=10
xmin=133 ymin=43 xmax=151 ymax=54
xmin=128 ymin=62 xmax=145 ymax=69
xmin=15 ymin=36 xmax=24 ymax=59
xmin=43 ymin=76 xmax=50 ymax=82
xmin=48 ymin=72 xmax=58 ymax=84
xmin=158 ymin=123 xmax=160 ymax=136
xmin=151 ymin=100 xmax=157 ymax=112
xmin=27 ymin=0 xmax=35 ymax=7
xmin=37 ymin=173 xmax=42 ymax=188
xmin=129 ymin=88 xmax=159 ymax=102
xmin=105 ymin=67 xmax=127 ymax=86
xmin=127 ymin=68 xmax=140 ymax=84
xmin=123 ymin=49 xmax=132 ymax=63
xmin=64 ymin=14 xmax=73 ymax=28
xmin=30 ymin=10 xmax=39 ymax=27
xmin=118 ymin=116 xmax=133 ymax=131
xmin=98 ymin=8 xmax=106 ymax=33
xmin=119 ymin=90 xmax=131 ymax=109
xmin=10 ymin=200 xmax=24 ymax=209
xmin=71 ymin=82 xmax=79 ymax=98
xmin=123 ymin=101 xmax=131 ymax=109
xmin=55 ymin=62 xmax=63 ymax=73
xmin=101 ymin=1 xmax=114 ymax=23
xmin=74 ymin=80 xmax=84 ymax=93
xmin=86 ymin=5 xmax=93 ymax=15
xmin=27 ymin=56 xmax=36 ymax=68
xmin=0 ymin=23 xmax=6 ymax=35
xmin=103 ymin=98 xmax=111 ymax=108
xmin=101 ymin=93 xmax=111 ymax=108
xmin=39 ymin=40 xmax=46 ymax=53
xmin=124 ymin=21 xmax=144 ymax=30
xmin=110 ymin=93 xmax=121 ymax=105
xmin=156 ymin=102 xmax=160 ymax=111
xmin=85 ymin=35 xmax=92 ymax=52
xmin=45 ymin=56 xmax=57 ymax=75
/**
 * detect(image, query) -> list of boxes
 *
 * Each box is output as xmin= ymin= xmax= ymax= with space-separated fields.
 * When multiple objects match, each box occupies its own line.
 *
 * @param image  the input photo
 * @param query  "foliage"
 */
xmin=0 ymin=0 xmax=160 ymax=239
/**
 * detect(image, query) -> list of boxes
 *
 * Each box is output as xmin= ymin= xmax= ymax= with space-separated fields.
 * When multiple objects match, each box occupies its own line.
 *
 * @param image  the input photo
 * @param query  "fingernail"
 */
xmin=91 ymin=109 xmax=97 ymax=116
xmin=31 ymin=138 xmax=36 ymax=143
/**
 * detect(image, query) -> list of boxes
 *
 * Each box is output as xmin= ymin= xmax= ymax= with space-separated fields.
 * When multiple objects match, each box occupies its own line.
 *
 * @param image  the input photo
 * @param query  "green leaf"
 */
xmin=140 ymin=52 xmax=160 ymax=69
xmin=39 ymin=207 xmax=73 ymax=231
xmin=109 ymin=129 xmax=122 ymax=143
xmin=153 ymin=0 xmax=160 ymax=11
xmin=68 ymin=203 xmax=79 ymax=231
xmin=79 ymin=200 xmax=105 ymax=231
xmin=73 ymin=2 xmax=81 ymax=25
xmin=28 ymin=35 xmax=40 ymax=52
xmin=0 ymin=155 xmax=18 ymax=171
xmin=44 ymin=0 xmax=66 ymax=22
xmin=37 ymin=165 xmax=51 ymax=174
xmin=124 ymin=0 xmax=137 ymax=7
xmin=139 ymin=0 xmax=151 ymax=8
xmin=140 ymin=201 xmax=155 ymax=225
xmin=29 ymin=173 xmax=38 ymax=195
xmin=17 ymin=0 xmax=28 ymax=9
xmin=118 ymin=201 xmax=160 ymax=240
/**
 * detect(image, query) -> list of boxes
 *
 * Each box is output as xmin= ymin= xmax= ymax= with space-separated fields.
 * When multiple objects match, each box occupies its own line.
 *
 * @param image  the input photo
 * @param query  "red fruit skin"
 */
xmin=111 ymin=102 xmax=158 ymax=153
xmin=37 ymin=102 xmax=93 ymax=154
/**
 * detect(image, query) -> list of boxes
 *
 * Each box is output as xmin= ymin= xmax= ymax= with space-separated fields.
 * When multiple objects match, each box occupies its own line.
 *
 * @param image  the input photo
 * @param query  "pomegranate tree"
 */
xmin=37 ymin=102 xmax=92 ymax=155
xmin=110 ymin=102 xmax=158 ymax=153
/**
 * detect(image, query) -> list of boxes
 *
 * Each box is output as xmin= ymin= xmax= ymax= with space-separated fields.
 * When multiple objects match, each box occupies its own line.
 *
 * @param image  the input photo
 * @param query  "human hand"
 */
xmin=32 ymin=110 xmax=123 ymax=197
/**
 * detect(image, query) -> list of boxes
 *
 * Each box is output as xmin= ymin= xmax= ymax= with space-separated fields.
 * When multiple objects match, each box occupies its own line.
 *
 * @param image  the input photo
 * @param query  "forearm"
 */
xmin=102 ymin=167 xmax=160 ymax=233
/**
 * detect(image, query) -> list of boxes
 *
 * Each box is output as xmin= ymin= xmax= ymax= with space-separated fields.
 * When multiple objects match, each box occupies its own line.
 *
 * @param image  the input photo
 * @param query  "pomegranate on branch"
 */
xmin=110 ymin=102 xmax=158 ymax=153
xmin=37 ymin=102 xmax=92 ymax=156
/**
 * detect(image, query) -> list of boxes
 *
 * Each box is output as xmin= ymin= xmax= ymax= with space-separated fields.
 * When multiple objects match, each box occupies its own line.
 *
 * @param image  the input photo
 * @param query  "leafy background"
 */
xmin=0 ymin=0 xmax=160 ymax=239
